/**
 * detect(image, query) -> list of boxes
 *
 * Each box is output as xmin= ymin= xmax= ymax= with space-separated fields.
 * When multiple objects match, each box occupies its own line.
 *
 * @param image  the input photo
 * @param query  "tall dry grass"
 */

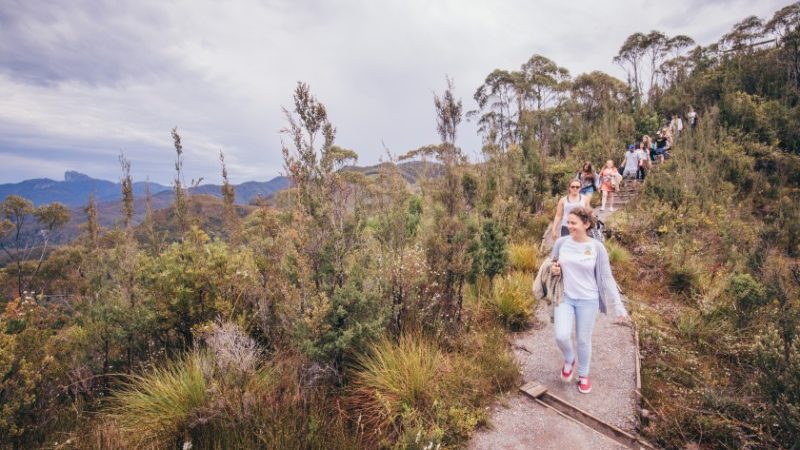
xmin=489 ymin=271 xmax=535 ymax=331
xmin=348 ymin=330 xmax=519 ymax=448
xmin=508 ymin=243 xmax=539 ymax=272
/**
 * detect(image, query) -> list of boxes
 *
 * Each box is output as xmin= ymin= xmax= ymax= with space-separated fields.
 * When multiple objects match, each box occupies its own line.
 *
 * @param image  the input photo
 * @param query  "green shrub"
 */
xmin=668 ymin=265 xmax=699 ymax=295
xmin=725 ymin=273 xmax=766 ymax=323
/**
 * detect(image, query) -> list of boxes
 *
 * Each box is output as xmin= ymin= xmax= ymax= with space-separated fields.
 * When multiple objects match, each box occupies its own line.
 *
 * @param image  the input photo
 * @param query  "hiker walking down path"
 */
xmin=576 ymin=162 xmax=598 ymax=195
xmin=546 ymin=207 xmax=629 ymax=394
xmin=635 ymin=142 xmax=650 ymax=181
xmin=687 ymin=106 xmax=698 ymax=130
xmin=551 ymin=180 xmax=591 ymax=240
xmin=599 ymin=160 xmax=619 ymax=211
xmin=621 ymin=145 xmax=639 ymax=179
xmin=655 ymin=127 xmax=671 ymax=163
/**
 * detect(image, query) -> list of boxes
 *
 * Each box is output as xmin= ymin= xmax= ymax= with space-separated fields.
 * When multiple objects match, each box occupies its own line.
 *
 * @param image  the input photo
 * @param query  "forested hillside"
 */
xmin=1 ymin=4 xmax=799 ymax=449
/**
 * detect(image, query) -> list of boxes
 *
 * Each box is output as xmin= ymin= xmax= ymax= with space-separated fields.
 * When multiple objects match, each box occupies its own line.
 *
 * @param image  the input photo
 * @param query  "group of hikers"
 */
xmin=534 ymin=109 xmax=697 ymax=395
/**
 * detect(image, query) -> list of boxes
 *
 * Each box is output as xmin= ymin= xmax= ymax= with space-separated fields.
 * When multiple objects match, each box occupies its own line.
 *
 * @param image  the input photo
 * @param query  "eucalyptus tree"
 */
xmin=518 ymin=54 xmax=571 ymax=111
xmin=471 ymin=69 xmax=518 ymax=150
xmin=661 ymin=35 xmax=696 ymax=88
xmin=659 ymin=56 xmax=693 ymax=89
xmin=721 ymin=15 xmax=766 ymax=54
xmin=643 ymin=31 xmax=670 ymax=97
xmin=667 ymin=35 xmax=696 ymax=58
xmin=614 ymin=32 xmax=647 ymax=101
xmin=517 ymin=54 xmax=571 ymax=156
xmin=766 ymin=3 xmax=800 ymax=88
xmin=571 ymin=71 xmax=630 ymax=122
xmin=0 ymin=195 xmax=70 ymax=296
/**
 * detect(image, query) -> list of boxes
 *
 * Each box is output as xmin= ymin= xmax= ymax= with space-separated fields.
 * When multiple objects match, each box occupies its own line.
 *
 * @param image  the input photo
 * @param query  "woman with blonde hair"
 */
xmin=551 ymin=179 xmax=591 ymax=240
xmin=598 ymin=159 xmax=618 ymax=211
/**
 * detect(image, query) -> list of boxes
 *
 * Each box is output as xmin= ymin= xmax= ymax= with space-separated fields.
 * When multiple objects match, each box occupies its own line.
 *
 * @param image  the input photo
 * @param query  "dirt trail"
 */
xmin=468 ymin=182 xmax=642 ymax=450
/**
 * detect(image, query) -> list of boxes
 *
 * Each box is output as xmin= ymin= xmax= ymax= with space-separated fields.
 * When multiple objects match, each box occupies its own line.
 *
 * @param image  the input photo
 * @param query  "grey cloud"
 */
xmin=0 ymin=0 xmax=795 ymax=185
xmin=0 ymin=0 xmax=173 ymax=85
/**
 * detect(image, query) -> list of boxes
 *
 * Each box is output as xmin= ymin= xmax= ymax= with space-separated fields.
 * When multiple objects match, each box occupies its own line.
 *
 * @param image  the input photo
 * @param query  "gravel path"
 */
xmin=468 ymin=199 xmax=641 ymax=449
xmin=467 ymin=306 xmax=638 ymax=450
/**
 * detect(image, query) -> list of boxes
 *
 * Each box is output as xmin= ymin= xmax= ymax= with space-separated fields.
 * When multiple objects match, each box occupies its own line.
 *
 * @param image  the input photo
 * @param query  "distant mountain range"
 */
xmin=0 ymin=161 xmax=439 ymax=243
xmin=0 ymin=170 xmax=290 ymax=208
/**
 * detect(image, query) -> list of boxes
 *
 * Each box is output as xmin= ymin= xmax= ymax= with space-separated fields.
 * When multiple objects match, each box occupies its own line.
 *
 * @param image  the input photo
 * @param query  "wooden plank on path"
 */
xmin=535 ymin=392 xmax=658 ymax=450
xmin=519 ymin=381 xmax=548 ymax=398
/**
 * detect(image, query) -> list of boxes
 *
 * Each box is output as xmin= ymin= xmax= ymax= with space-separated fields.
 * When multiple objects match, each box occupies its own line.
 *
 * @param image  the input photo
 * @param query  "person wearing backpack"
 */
xmin=548 ymin=207 xmax=629 ymax=393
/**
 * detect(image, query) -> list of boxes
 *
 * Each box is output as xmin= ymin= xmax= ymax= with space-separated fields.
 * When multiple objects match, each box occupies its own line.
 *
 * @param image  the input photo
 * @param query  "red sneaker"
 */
xmin=560 ymin=361 xmax=574 ymax=382
xmin=578 ymin=376 xmax=592 ymax=394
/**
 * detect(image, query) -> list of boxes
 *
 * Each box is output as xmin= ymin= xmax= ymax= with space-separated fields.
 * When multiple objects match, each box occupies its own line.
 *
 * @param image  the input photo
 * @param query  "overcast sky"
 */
xmin=0 ymin=0 xmax=792 ymax=184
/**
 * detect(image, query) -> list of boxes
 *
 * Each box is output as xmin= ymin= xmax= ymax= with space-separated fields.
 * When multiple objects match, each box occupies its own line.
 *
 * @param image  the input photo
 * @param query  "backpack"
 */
xmin=589 ymin=219 xmax=605 ymax=242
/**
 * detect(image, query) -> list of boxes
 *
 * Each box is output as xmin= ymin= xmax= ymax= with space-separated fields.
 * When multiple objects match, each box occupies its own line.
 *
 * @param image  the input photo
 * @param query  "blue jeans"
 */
xmin=554 ymin=295 xmax=599 ymax=377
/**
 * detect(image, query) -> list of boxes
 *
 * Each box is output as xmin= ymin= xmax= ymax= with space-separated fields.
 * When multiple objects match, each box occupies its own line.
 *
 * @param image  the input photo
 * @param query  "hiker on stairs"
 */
xmin=576 ymin=161 xmax=598 ymax=195
xmin=599 ymin=160 xmax=619 ymax=212
xmin=635 ymin=141 xmax=650 ymax=181
xmin=548 ymin=207 xmax=630 ymax=394
xmin=551 ymin=180 xmax=592 ymax=240
xmin=621 ymin=144 xmax=639 ymax=179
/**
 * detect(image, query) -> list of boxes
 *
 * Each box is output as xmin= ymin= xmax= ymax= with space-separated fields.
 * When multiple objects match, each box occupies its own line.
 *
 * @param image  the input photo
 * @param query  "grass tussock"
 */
xmin=348 ymin=331 xmax=519 ymax=448
xmin=604 ymin=239 xmax=631 ymax=266
xmin=604 ymin=240 xmax=636 ymax=285
xmin=349 ymin=334 xmax=445 ymax=443
xmin=107 ymin=351 xmax=211 ymax=448
xmin=489 ymin=271 xmax=535 ymax=331
xmin=508 ymin=243 xmax=539 ymax=272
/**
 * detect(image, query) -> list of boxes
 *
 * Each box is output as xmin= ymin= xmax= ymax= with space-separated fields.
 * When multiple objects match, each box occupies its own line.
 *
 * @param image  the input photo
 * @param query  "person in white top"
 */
xmin=551 ymin=180 xmax=591 ymax=240
xmin=550 ymin=207 xmax=629 ymax=394
xmin=687 ymin=106 xmax=697 ymax=130
xmin=621 ymin=144 xmax=639 ymax=179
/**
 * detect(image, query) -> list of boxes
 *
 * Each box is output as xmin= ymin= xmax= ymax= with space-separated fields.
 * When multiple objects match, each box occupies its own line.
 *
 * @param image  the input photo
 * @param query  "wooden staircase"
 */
xmin=611 ymin=179 xmax=643 ymax=209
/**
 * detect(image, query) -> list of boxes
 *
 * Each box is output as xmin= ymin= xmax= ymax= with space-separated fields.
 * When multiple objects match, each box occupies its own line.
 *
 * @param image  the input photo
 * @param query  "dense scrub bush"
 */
xmin=755 ymin=327 xmax=800 ymax=446
xmin=668 ymin=265 xmax=699 ymax=296
xmin=99 ymin=322 xmax=360 ymax=450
